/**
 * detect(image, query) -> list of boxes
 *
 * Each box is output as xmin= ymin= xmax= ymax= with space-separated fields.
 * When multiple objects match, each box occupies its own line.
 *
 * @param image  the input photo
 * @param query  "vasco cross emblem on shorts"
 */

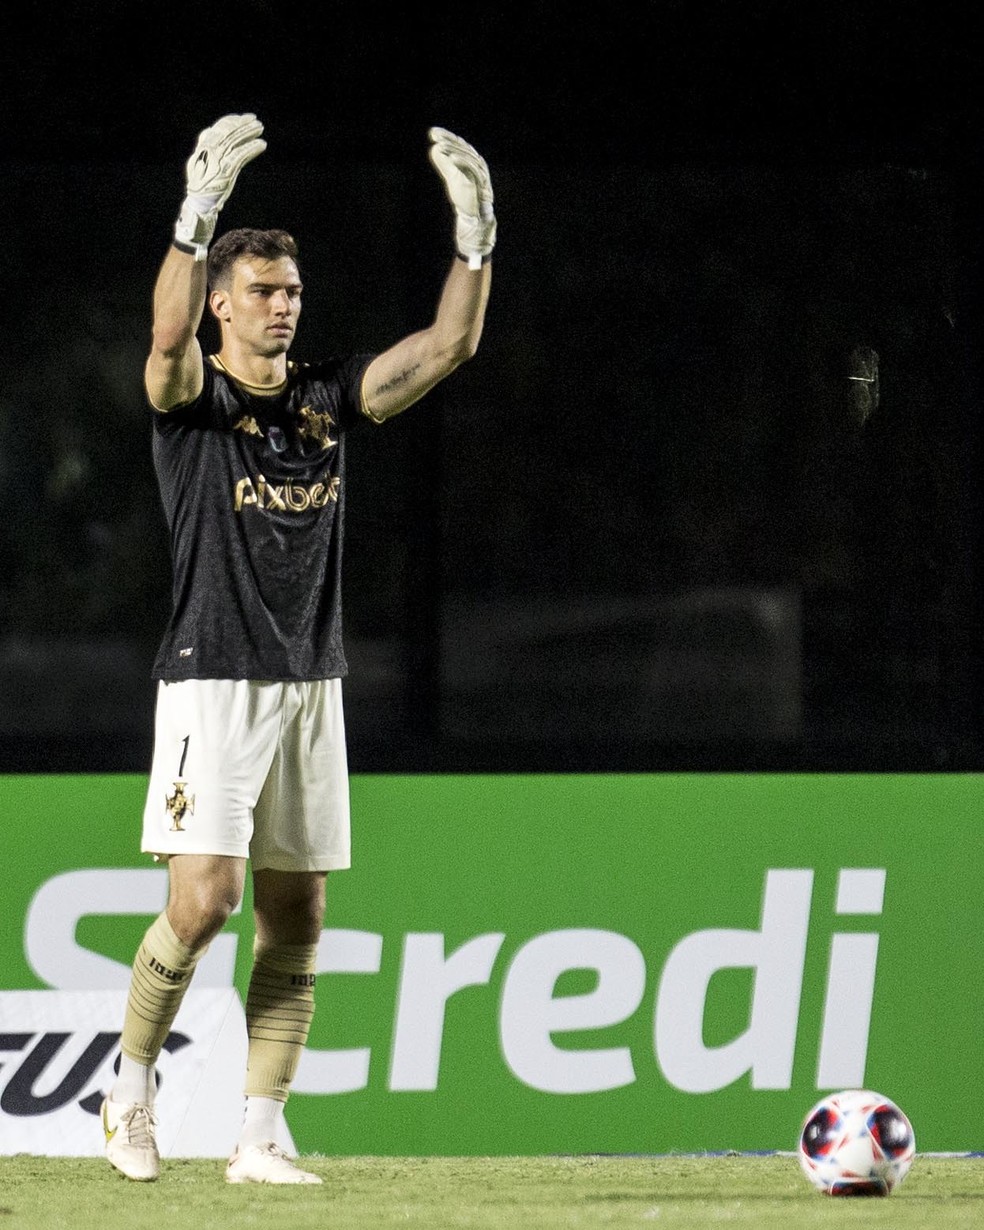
xmin=165 ymin=780 xmax=195 ymax=831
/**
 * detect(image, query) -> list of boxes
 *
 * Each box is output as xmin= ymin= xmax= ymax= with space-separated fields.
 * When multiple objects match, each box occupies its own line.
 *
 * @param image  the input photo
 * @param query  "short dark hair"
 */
xmin=207 ymin=228 xmax=299 ymax=290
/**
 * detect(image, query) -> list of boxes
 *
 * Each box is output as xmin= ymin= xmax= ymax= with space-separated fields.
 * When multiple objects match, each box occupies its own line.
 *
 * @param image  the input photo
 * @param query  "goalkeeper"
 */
xmin=102 ymin=114 xmax=494 ymax=1185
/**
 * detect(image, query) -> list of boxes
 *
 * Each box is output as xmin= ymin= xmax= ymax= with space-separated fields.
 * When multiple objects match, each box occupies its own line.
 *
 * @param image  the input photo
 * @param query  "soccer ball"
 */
xmin=798 ymin=1089 xmax=916 ymax=1196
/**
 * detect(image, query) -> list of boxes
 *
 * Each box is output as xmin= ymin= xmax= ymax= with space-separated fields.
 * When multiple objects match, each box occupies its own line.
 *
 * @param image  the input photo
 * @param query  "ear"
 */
xmin=209 ymin=289 xmax=231 ymax=323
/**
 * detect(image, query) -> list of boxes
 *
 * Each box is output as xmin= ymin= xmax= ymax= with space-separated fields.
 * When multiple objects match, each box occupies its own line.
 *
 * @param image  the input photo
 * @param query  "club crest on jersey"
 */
xmin=232 ymin=415 xmax=263 ymax=438
xmin=234 ymin=473 xmax=340 ymax=512
xmin=165 ymin=781 xmax=195 ymax=832
xmin=297 ymin=404 xmax=336 ymax=450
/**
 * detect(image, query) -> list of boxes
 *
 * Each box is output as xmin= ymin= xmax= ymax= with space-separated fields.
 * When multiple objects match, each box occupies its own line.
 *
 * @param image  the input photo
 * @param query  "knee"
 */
xmin=168 ymin=881 xmax=242 ymax=950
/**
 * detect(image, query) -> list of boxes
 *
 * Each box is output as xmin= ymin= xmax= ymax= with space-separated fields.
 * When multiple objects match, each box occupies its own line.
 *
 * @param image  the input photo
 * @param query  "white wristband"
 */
xmin=174 ymin=196 xmax=219 ymax=261
xmin=454 ymin=211 xmax=496 ymax=267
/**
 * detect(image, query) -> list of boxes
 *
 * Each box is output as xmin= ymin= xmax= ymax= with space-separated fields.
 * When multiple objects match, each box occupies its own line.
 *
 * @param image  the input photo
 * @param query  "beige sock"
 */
xmin=243 ymin=941 xmax=318 ymax=1100
xmin=119 ymin=912 xmax=203 ymax=1066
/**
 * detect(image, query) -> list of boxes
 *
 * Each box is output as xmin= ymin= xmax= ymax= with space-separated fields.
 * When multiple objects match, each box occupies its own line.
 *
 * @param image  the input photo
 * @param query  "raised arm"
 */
xmin=362 ymin=128 xmax=496 ymax=423
xmin=144 ymin=114 xmax=266 ymax=411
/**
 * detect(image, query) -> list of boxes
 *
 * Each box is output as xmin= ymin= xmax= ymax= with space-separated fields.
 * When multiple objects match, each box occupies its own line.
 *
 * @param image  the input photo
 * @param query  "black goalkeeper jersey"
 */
xmin=150 ymin=352 xmax=376 ymax=682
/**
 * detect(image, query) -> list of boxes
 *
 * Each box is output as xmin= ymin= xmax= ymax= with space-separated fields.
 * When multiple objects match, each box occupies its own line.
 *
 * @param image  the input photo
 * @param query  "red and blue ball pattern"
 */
xmin=798 ymin=1089 xmax=916 ymax=1196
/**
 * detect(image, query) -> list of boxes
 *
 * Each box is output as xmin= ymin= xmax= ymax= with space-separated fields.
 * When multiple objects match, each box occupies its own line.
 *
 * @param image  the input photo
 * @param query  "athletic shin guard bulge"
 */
xmin=121 ymin=913 xmax=203 ymax=1066
xmin=244 ymin=941 xmax=318 ymax=1101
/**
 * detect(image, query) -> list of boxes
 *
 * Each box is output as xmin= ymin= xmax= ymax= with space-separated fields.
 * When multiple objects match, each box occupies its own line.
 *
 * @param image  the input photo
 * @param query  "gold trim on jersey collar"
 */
xmin=209 ymin=353 xmax=289 ymax=396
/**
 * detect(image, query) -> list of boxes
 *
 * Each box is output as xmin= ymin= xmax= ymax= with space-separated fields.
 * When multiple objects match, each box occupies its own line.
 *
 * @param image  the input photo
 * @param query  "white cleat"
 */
xmin=101 ymin=1097 xmax=160 ymax=1181
xmin=225 ymin=1141 xmax=323 ymax=1185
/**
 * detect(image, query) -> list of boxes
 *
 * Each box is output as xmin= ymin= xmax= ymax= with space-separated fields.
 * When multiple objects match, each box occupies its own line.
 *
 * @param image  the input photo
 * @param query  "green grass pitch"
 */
xmin=0 ymin=1154 xmax=981 ymax=1228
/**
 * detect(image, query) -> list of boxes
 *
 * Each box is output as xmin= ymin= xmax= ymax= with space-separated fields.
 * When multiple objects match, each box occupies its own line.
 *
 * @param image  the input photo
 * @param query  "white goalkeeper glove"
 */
xmin=428 ymin=127 xmax=496 ymax=269
xmin=174 ymin=113 xmax=267 ymax=261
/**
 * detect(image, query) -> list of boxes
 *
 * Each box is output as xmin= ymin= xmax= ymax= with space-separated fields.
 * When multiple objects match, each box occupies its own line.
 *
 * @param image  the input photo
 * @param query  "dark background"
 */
xmin=1 ymin=1 xmax=982 ymax=774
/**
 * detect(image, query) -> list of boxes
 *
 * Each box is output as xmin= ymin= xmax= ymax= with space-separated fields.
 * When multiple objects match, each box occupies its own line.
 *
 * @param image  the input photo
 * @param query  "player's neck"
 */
xmin=214 ymin=347 xmax=289 ymax=393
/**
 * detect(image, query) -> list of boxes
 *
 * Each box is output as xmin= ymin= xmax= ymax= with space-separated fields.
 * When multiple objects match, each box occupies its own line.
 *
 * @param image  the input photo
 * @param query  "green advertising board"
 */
xmin=1 ymin=773 xmax=981 ymax=1155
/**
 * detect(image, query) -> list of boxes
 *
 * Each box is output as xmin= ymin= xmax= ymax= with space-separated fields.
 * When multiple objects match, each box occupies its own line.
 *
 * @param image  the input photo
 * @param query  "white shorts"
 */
xmin=142 ymin=678 xmax=351 ymax=872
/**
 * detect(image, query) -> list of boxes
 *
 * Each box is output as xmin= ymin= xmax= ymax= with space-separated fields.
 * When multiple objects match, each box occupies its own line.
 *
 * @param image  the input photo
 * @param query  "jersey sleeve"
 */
xmin=336 ymin=353 xmax=378 ymax=430
xmin=149 ymin=361 xmax=224 ymax=432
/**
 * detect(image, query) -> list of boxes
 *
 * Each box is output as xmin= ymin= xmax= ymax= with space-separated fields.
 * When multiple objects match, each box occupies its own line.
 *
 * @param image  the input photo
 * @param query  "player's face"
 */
xmin=215 ymin=255 xmax=303 ymax=356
